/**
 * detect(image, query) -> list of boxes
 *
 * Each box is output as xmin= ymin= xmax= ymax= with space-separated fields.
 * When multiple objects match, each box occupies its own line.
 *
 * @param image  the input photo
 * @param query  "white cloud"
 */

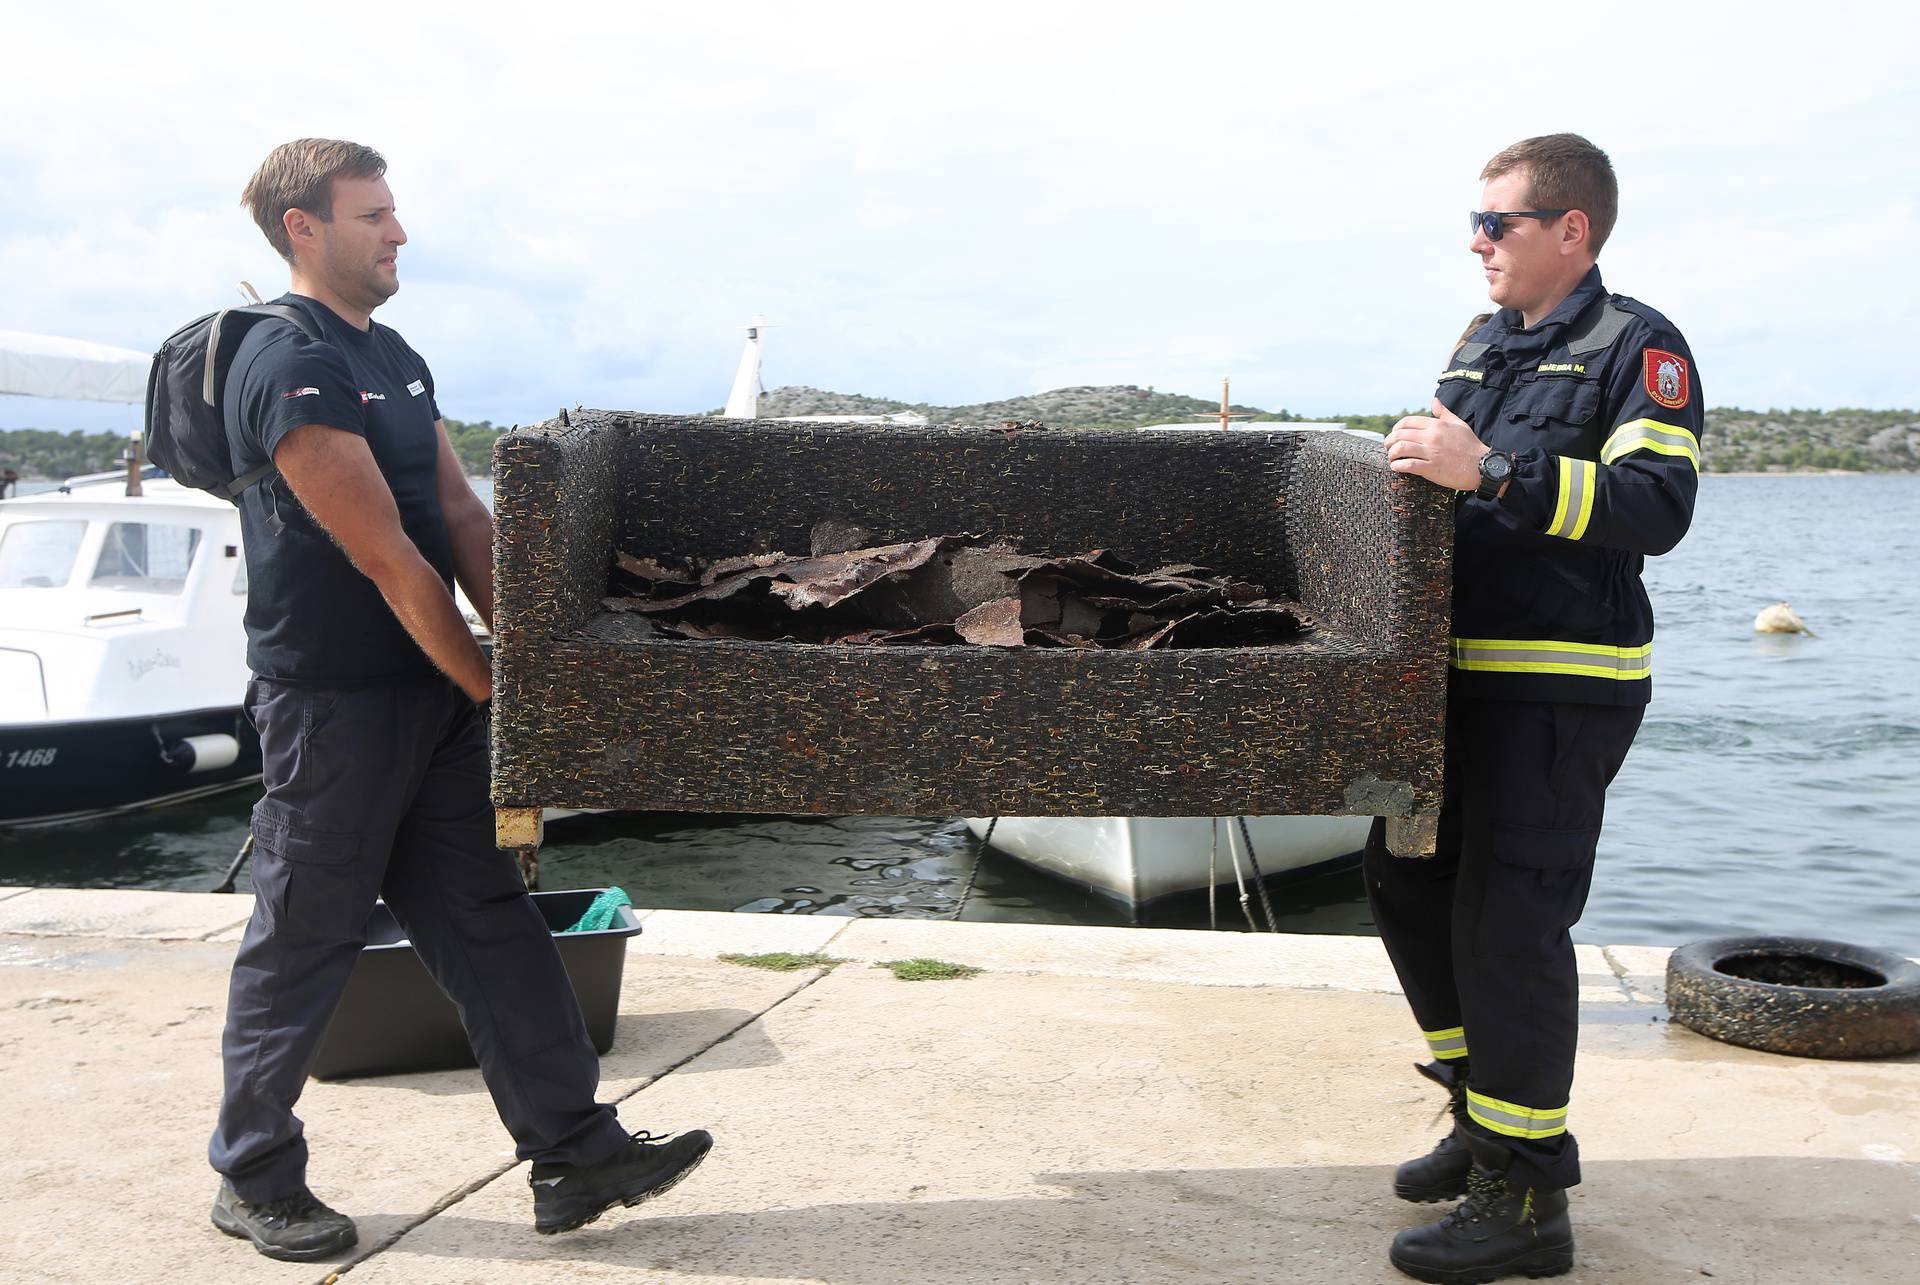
xmin=4 ymin=0 xmax=1918 ymax=434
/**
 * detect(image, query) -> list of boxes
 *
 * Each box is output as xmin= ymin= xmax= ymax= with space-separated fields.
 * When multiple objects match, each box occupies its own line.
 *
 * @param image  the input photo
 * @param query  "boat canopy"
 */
xmin=0 ymin=330 xmax=149 ymax=405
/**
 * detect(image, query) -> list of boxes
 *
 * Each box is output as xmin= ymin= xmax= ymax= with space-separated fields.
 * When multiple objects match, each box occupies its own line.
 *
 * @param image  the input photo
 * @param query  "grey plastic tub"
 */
xmin=310 ymin=888 xmax=640 ymax=1080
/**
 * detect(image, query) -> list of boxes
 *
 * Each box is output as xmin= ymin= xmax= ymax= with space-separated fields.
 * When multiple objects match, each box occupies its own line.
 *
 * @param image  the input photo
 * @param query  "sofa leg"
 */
xmin=1385 ymin=813 xmax=1439 ymax=858
xmin=496 ymin=805 xmax=545 ymax=851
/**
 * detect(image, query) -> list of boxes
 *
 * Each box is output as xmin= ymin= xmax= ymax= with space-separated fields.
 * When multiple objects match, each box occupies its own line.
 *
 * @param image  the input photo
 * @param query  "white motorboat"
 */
xmin=1 ymin=325 xmax=498 ymax=828
xmin=0 ymin=327 xmax=263 ymax=825
xmin=963 ymin=814 xmax=1369 ymax=910
xmin=0 ymin=467 xmax=266 ymax=824
xmin=0 ymin=463 xmax=512 ymax=829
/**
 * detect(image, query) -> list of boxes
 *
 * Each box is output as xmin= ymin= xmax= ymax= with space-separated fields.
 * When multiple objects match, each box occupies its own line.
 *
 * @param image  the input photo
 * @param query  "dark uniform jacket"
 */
xmin=1436 ymin=266 xmax=1703 ymax=707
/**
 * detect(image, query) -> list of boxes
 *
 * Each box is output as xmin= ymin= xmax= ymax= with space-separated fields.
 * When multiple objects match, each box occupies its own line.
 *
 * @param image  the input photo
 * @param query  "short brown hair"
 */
xmin=241 ymin=139 xmax=387 ymax=263
xmin=1481 ymin=133 xmax=1618 ymax=256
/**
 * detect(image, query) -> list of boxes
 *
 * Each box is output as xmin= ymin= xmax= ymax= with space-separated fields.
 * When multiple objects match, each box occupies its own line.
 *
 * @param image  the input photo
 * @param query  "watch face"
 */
xmin=1482 ymin=452 xmax=1512 ymax=482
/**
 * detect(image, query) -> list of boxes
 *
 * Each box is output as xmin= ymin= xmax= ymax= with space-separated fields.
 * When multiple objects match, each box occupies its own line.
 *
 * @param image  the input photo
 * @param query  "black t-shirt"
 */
xmin=223 ymin=293 xmax=456 ymax=684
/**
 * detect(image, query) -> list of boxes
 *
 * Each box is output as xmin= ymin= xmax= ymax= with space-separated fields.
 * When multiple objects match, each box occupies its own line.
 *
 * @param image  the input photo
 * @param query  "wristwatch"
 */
xmin=1475 ymin=449 xmax=1515 ymax=501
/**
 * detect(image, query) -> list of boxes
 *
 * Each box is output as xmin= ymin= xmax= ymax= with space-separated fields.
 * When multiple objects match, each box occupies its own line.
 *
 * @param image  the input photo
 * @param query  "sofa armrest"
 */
xmin=1288 ymin=431 xmax=1454 ymax=656
xmin=491 ymin=410 xmax=627 ymax=645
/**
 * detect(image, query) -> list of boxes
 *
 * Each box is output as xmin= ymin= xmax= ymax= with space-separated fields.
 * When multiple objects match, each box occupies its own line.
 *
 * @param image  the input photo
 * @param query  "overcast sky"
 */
xmin=4 ymin=0 xmax=1916 ymax=435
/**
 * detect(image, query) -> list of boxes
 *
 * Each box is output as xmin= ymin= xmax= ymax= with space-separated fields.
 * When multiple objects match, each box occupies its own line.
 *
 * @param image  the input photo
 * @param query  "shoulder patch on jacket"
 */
xmin=1644 ymin=349 xmax=1690 ymax=409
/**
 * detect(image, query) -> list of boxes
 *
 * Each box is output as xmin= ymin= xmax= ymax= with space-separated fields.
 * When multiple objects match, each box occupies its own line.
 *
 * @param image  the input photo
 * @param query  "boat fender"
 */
xmin=1666 ymin=935 xmax=1920 ymax=1059
xmin=162 ymin=733 xmax=241 ymax=774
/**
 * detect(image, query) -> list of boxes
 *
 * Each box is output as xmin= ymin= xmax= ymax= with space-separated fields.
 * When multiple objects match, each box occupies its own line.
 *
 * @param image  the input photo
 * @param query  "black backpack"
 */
xmin=144 ymin=303 xmax=320 ymax=501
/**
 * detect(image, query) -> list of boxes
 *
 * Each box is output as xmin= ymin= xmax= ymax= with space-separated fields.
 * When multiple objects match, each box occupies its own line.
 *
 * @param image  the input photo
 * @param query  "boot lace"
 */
xmin=1440 ymin=1166 xmax=1509 ymax=1229
xmin=248 ymin=1191 xmax=322 ymax=1227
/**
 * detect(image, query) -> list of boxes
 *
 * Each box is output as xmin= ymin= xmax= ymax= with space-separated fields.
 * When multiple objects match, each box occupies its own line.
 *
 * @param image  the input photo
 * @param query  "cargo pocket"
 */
xmin=250 ymin=797 xmax=373 ymax=946
xmin=1474 ymin=821 xmax=1598 ymax=960
xmin=251 ymin=796 xmax=361 ymax=866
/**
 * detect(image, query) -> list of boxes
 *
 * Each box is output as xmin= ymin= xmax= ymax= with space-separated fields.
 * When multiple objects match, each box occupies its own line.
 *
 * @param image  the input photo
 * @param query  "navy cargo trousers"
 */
xmin=209 ymin=677 xmax=628 ymax=1202
xmin=1364 ymin=692 xmax=1643 ymax=1191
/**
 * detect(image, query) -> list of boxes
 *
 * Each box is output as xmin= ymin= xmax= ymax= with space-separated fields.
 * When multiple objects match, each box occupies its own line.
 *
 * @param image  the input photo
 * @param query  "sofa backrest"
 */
xmin=615 ymin=417 xmax=1303 ymax=599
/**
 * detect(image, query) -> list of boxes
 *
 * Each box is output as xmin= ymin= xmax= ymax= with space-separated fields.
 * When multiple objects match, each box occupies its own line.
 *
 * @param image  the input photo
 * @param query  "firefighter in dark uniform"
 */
xmin=1373 ymin=133 xmax=1703 ymax=1282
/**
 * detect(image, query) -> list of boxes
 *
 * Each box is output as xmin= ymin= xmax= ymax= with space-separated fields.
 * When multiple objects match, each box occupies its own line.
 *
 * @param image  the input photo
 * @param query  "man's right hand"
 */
xmin=273 ymin=423 xmax=492 ymax=701
xmin=1383 ymin=398 xmax=1491 ymax=492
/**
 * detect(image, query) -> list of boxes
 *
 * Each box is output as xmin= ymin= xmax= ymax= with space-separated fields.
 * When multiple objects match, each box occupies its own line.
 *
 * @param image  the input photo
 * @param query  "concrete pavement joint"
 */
xmin=1598 ymin=946 xmax=1639 ymax=1002
xmin=319 ymin=964 xmax=834 ymax=1281
xmin=813 ymin=917 xmax=858 ymax=955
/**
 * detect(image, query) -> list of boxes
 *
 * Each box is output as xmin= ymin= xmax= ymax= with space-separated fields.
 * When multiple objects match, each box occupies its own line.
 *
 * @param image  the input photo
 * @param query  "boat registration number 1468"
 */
xmin=4 ymin=748 xmax=58 ymax=768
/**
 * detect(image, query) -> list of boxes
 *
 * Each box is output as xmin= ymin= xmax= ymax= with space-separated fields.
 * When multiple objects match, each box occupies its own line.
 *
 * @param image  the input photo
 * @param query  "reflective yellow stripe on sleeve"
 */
xmin=1423 ymin=1026 xmax=1469 ymax=1060
xmin=1602 ymin=418 xmax=1701 ymax=469
xmin=1450 ymin=638 xmax=1653 ymax=681
xmin=1467 ymin=1089 xmax=1569 ymax=1140
xmin=1545 ymin=456 xmax=1597 ymax=540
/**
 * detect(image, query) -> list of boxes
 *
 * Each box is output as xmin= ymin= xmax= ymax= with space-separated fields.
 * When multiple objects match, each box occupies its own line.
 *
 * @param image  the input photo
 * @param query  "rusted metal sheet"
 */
xmin=604 ymin=534 xmax=1315 ymax=650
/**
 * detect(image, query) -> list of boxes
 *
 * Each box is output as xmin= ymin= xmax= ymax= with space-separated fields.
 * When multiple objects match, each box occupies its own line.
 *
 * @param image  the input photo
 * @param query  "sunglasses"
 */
xmin=1469 ymin=209 xmax=1570 ymax=241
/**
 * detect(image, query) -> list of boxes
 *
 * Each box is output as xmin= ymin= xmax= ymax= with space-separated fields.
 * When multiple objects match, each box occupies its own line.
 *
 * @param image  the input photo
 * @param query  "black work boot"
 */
xmin=1395 ymin=1060 xmax=1472 ymax=1203
xmin=1389 ymin=1133 xmax=1573 ymax=1283
xmin=211 ymin=1179 xmax=357 ymax=1261
xmin=530 ymin=1127 xmax=714 ymax=1234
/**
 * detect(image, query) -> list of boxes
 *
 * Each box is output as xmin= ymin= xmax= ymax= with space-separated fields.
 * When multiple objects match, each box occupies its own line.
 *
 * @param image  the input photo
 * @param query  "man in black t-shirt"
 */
xmin=206 ymin=139 xmax=711 ymax=1263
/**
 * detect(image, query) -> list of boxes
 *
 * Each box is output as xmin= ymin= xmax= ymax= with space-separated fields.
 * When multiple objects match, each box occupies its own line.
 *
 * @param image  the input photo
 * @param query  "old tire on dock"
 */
xmin=1666 ymin=935 xmax=1920 ymax=1059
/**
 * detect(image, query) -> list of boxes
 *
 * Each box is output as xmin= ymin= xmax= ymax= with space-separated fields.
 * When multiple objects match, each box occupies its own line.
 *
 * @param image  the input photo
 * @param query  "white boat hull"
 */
xmin=963 ymin=814 xmax=1369 ymax=906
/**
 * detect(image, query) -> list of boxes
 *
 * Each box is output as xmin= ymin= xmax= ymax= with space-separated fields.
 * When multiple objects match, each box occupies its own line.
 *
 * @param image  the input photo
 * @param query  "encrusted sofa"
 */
xmin=488 ymin=413 xmax=1453 ymax=854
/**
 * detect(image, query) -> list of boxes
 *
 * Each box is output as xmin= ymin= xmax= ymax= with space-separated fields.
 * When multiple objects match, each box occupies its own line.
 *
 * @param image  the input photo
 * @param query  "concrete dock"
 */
xmin=0 ymin=885 xmax=1914 ymax=1284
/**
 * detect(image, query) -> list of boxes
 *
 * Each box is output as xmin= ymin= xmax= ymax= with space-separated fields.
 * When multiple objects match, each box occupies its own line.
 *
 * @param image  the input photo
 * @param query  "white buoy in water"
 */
xmin=1754 ymin=602 xmax=1817 ymax=637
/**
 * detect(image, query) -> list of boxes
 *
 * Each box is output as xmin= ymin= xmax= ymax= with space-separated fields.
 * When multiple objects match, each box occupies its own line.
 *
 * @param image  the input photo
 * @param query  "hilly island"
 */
xmin=3 ymin=385 xmax=1915 ymax=479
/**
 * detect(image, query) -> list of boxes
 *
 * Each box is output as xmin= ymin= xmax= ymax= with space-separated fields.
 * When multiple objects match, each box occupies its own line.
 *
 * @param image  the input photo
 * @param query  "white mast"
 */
xmin=722 ymin=316 xmax=767 ymax=419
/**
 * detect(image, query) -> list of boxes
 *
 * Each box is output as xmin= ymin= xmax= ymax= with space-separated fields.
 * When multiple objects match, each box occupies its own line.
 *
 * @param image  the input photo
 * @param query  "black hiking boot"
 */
xmin=530 ymin=1127 xmax=714 ymax=1234
xmin=1395 ymin=1060 xmax=1472 ymax=1203
xmin=1389 ymin=1133 xmax=1573 ymax=1283
xmin=211 ymin=1179 xmax=357 ymax=1261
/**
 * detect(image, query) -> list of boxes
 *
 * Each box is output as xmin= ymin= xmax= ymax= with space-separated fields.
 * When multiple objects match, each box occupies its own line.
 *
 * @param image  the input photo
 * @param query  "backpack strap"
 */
xmin=203 ymin=302 xmax=323 ymax=511
xmin=210 ymin=460 xmax=277 ymax=504
xmin=200 ymin=303 xmax=320 ymax=407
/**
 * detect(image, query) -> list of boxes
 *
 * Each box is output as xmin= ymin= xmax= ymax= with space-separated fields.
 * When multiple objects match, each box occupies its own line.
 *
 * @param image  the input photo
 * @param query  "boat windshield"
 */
xmin=89 ymin=521 xmax=203 ymax=595
xmin=0 ymin=519 xmax=87 ymax=589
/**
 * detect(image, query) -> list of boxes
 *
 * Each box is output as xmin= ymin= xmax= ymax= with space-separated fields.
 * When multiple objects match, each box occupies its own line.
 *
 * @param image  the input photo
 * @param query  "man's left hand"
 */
xmin=1383 ymin=397 xmax=1489 ymax=491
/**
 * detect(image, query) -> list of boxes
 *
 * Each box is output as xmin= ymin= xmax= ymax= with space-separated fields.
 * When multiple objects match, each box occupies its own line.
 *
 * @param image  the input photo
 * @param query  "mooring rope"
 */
xmin=1208 ymin=817 xmax=1220 ymax=931
xmin=1235 ymin=816 xmax=1280 ymax=933
xmin=1222 ymin=816 xmax=1261 ymax=933
xmin=952 ymin=816 xmax=998 ymax=921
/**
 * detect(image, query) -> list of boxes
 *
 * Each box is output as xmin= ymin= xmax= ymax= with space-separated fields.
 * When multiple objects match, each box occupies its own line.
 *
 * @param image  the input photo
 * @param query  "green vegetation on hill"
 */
xmin=0 ymin=418 xmax=505 ymax=481
xmin=4 ymin=400 xmax=1916 ymax=481
xmin=1699 ymin=408 xmax=1918 ymax=473
xmin=745 ymin=383 xmax=1272 ymax=428
xmin=0 ymin=428 xmax=131 ymax=480
xmin=740 ymin=388 xmax=1920 ymax=472
xmin=443 ymin=418 xmax=504 ymax=474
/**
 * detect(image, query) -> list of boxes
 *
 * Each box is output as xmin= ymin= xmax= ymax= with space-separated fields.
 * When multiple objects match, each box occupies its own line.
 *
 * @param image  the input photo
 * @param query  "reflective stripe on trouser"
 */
xmin=1362 ymin=695 xmax=1645 ymax=1192
xmin=1546 ymin=456 xmax=1597 ymax=539
xmin=1450 ymin=638 xmax=1652 ymax=682
xmin=1424 ymin=1026 xmax=1469 ymax=1060
xmin=1468 ymin=1089 xmax=1568 ymax=1139
xmin=1601 ymin=418 xmax=1700 ymax=469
